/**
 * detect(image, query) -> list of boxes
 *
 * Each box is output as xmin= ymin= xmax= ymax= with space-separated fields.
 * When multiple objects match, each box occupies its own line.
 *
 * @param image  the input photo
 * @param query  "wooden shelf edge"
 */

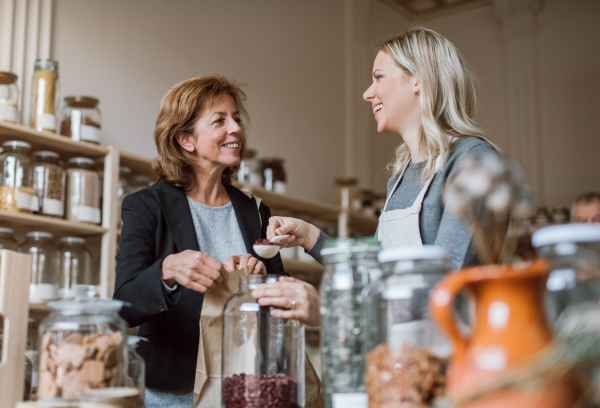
xmin=29 ymin=303 xmax=50 ymax=318
xmin=282 ymin=258 xmax=323 ymax=275
xmin=0 ymin=210 xmax=107 ymax=236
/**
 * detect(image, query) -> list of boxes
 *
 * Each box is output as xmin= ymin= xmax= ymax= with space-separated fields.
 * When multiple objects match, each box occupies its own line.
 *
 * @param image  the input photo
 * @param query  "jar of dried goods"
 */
xmin=37 ymin=288 xmax=128 ymax=401
xmin=222 ymin=274 xmax=305 ymax=408
xmin=66 ymin=157 xmax=101 ymax=224
xmin=126 ymin=336 xmax=146 ymax=407
xmin=31 ymin=59 xmax=60 ymax=133
xmin=20 ymin=231 xmax=60 ymax=303
xmin=320 ymin=238 xmax=382 ymax=408
xmin=33 ymin=151 xmax=65 ymax=217
xmin=533 ymin=224 xmax=600 ymax=325
xmin=59 ymin=95 xmax=102 ymax=144
xmin=333 ymin=177 xmax=362 ymax=211
xmin=0 ymin=70 xmax=20 ymax=123
xmin=26 ymin=317 xmax=40 ymax=397
xmin=238 ymin=148 xmax=262 ymax=186
xmin=0 ymin=140 xmax=39 ymax=213
xmin=260 ymin=157 xmax=286 ymax=193
xmin=0 ymin=227 xmax=19 ymax=250
xmin=58 ymin=237 xmax=94 ymax=299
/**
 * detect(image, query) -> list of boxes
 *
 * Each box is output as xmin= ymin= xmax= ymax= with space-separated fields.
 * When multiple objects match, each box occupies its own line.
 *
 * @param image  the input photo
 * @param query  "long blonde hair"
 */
xmin=380 ymin=27 xmax=492 ymax=180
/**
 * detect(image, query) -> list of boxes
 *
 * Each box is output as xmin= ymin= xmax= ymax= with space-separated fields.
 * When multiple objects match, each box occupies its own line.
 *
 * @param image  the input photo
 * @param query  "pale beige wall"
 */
xmin=52 ymin=0 xmax=346 ymax=202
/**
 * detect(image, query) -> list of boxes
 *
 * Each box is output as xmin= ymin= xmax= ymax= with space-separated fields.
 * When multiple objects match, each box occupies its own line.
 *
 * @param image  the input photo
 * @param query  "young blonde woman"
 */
xmin=253 ymin=28 xmax=502 ymax=317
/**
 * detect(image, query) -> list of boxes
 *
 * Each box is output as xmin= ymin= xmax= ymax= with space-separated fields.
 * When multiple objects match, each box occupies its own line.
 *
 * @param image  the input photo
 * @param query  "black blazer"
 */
xmin=113 ymin=180 xmax=285 ymax=389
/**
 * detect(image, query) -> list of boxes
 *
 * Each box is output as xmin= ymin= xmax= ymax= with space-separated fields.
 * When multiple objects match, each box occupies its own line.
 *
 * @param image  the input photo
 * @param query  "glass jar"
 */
xmin=31 ymin=59 xmax=60 ymax=133
xmin=33 ymin=151 xmax=65 ymax=217
xmin=20 ymin=231 xmax=60 ymax=303
xmin=551 ymin=206 xmax=570 ymax=224
xmin=238 ymin=148 xmax=262 ymax=186
xmin=260 ymin=157 xmax=286 ymax=193
xmin=26 ymin=317 xmax=40 ymax=397
xmin=59 ymin=95 xmax=102 ymax=144
xmin=532 ymin=224 xmax=600 ymax=325
xmin=333 ymin=177 xmax=362 ymax=211
xmin=126 ymin=336 xmax=146 ymax=407
xmin=66 ymin=157 xmax=101 ymax=224
xmin=320 ymin=238 xmax=382 ymax=408
xmin=0 ymin=227 xmax=19 ymax=250
xmin=37 ymin=289 xmax=128 ymax=401
xmin=58 ymin=237 xmax=94 ymax=299
xmin=0 ymin=140 xmax=39 ymax=213
xmin=364 ymin=245 xmax=452 ymax=408
xmin=130 ymin=175 xmax=152 ymax=194
xmin=0 ymin=70 xmax=20 ymax=123
xmin=222 ymin=275 xmax=305 ymax=408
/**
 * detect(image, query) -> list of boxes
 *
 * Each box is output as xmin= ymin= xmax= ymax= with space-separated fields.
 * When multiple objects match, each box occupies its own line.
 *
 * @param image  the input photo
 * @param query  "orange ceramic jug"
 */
xmin=429 ymin=260 xmax=580 ymax=408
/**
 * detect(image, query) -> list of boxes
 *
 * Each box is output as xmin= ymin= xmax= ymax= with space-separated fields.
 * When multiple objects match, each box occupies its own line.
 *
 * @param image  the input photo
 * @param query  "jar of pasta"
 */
xmin=33 ymin=150 xmax=65 ymax=218
xmin=0 ymin=70 xmax=20 ymax=123
xmin=58 ymin=237 xmax=94 ymax=299
xmin=0 ymin=140 xmax=39 ymax=213
xmin=31 ymin=59 xmax=59 ymax=133
xmin=20 ymin=231 xmax=60 ymax=303
xmin=59 ymin=95 xmax=102 ymax=144
xmin=0 ymin=227 xmax=18 ymax=250
xmin=66 ymin=157 xmax=101 ymax=224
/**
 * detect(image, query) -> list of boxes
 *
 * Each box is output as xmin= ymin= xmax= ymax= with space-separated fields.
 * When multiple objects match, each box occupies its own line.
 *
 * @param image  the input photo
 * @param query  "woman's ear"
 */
xmin=176 ymin=131 xmax=195 ymax=153
xmin=412 ymin=76 xmax=421 ymax=96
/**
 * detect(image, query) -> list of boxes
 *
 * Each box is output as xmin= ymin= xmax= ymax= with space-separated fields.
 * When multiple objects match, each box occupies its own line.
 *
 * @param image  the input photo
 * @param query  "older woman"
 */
xmin=113 ymin=75 xmax=285 ymax=407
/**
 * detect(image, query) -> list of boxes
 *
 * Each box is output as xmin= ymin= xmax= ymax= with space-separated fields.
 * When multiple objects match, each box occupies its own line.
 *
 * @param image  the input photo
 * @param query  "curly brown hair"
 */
xmin=153 ymin=75 xmax=249 ymax=190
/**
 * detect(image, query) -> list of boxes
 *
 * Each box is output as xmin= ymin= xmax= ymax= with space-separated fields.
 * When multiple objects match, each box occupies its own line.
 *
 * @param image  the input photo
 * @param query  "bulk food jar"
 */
xmin=126 ymin=336 xmax=146 ymax=408
xmin=260 ymin=157 xmax=287 ymax=193
xmin=37 ymin=288 xmax=128 ymax=401
xmin=59 ymin=95 xmax=102 ymax=144
xmin=237 ymin=149 xmax=262 ymax=186
xmin=66 ymin=157 xmax=101 ymax=224
xmin=222 ymin=275 xmax=305 ymax=408
xmin=33 ymin=151 xmax=65 ymax=217
xmin=364 ymin=245 xmax=452 ymax=408
xmin=320 ymin=238 xmax=382 ymax=408
xmin=58 ymin=237 xmax=93 ymax=299
xmin=0 ymin=227 xmax=18 ymax=250
xmin=0 ymin=70 xmax=20 ymax=123
xmin=0 ymin=140 xmax=39 ymax=213
xmin=31 ymin=59 xmax=60 ymax=133
xmin=532 ymin=224 xmax=600 ymax=325
xmin=20 ymin=231 xmax=60 ymax=303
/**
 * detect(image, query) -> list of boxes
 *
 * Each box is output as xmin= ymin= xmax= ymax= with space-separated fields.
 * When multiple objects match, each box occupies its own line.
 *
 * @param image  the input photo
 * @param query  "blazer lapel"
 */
xmin=226 ymin=184 xmax=262 ymax=257
xmin=156 ymin=181 xmax=200 ymax=252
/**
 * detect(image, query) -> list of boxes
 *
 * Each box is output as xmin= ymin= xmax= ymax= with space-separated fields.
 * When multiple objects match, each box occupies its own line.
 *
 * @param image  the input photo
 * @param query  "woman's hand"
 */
xmin=225 ymin=254 xmax=266 ymax=275
xmin=251 ymin=276 xmax=321 ymax=327
xmin=267 ymin=216 xmax=320 ymax=252
xmin=161 ymin=250 xmax=227 ymax=293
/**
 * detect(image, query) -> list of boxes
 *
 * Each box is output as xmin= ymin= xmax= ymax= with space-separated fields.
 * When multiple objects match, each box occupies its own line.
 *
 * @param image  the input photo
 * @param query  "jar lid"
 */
xmin=0 ymin=71 xmax=18 ymax=85
xmin=33 ymin=150 xmax=60 ymax=159
xmin=47 ymin=296 xmax=126 ymax=313
xmin=532 ymin=224 xmax=600 ymax=248
xmin=59 ymin=236 xmax=86 ymax=244
xmin=378 ymin=245 xmax=451 ymax=264
xmin=26 ymin=231 xmax=53 ymax=239
xmin=34 ymin=58 xmax=59 ymax=72
xmin=68 ymin=157 xmax=95 ymax=166
xmin=119 ymin=166 xmax=131 ymax=174
xmin=3 ymin=140 xmax=31 ymax=150
xmin=321 ymin=237 xmax=381 ymax=256
xmin=0 ymin=227 xmax=14 ymax=234
xmin=64 ymin=95 xmax=100 ymax=109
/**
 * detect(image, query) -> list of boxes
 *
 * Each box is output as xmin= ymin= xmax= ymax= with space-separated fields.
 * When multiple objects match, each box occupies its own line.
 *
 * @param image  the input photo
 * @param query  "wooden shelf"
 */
xmin=0 ymin=210 xmax=106 ymax=237
xmin=28 ymin=303 xmax=50 ymax=318
xmin=118 ymin=150 xmax=156 ymax=179
xmin=348 ymin=210 xmax=379 ymax=234
xmin=282 ymin=258 xmax=323 ymax=275
xmin=0 ymin=121 xmax=109 ymax=159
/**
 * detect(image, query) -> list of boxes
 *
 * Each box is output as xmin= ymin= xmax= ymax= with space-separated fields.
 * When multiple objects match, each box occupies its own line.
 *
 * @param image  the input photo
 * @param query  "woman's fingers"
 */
xmin=270 ymin=308 xmax=306 ymax=322
xmin=256 ymin=296 xmax=295 ymax=309
xmin=225 ymin=256 xmax=237 ymax=272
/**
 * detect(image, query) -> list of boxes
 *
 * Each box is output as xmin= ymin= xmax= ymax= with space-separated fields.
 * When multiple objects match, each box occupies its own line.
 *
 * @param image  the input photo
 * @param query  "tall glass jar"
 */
xmin=33 ymin=151 xmax=65 ymax=217
xmin=58 ymin=237 xmax=93 ymax=299
xmin=37 ymin=288 xmax=128 ymax=401
xmin=364 ymin=245 xmax=452 ymax=408
xmin=0 ymin=140 xmax=39 ymax=213
xmin=0 ymin=227 xmax=19 ymax=250
xmin=333 ymin=178 xmax=362 ymax=211
xmin=222 ymin=274 xmax=305 ymax=408
xmin=260 ymin=158 xmax=287 ymax=193
xmin=31 ymin=59 xmax=60 ymax=133
xmin=0 ymin=70 xmax=20 ymax=123
xmin=126 ymin=336 xmax=146 ymax=408
xmin=238 ymin=149 xmax=262 ymax=186
xmin=66 ymin=157 xmax=101 ymax=224
xmin=20 ymin=231 xmax=60 ymax=303
xmin=532 ymin=224 xmax=600 ymax=325
xmin=59 ymin=95 xmax=102 ymax=144
xmin=320 ymin=238 xmax=382 ymax=408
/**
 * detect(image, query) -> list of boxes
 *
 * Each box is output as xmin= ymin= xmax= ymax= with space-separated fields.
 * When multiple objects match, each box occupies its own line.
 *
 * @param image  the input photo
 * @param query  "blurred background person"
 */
xmin=571 ymin=192 xmax=600 ymax=224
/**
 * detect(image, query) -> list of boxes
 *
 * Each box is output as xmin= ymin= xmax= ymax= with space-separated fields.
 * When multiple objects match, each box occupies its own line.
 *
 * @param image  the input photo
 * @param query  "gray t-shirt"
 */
xmin=308 ymin=136 xmax=502 ymax=269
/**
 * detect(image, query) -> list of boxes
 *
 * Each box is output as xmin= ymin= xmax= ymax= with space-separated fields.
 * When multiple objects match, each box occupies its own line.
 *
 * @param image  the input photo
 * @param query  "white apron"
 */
xmin=377 ymin=160 xmax=434 ymax=249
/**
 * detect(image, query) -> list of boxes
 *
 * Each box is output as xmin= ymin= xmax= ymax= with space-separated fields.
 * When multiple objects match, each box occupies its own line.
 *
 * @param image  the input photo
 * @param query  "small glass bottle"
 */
xmin=66 ymin=157 xmax=101 ymax=224
xmin=0 ymin=227 xmax=19 ymax=250
xmin=20 ymin=231 xmax=60 ymax=303
xmin=0 ymin=140 xmax=38 ymax=213
xmin=320 ymin=238 xmax=382 ymax=408
xmin=59 ymin=95 xmax=102 ymax=144
xmin=0 ymin=70 xmax=20 ymax=123
xmin=31 ymin=59 xmax=60 ymax=133
xmin=260 ymin=157 xmax=287 ymax=193
xmin=127 ymin=336 xmax=146 ymax=408
xmin=33 ymin=150 xmax=65 ymax=217
xmin=58 ymin=237 xmax=94 ymax=299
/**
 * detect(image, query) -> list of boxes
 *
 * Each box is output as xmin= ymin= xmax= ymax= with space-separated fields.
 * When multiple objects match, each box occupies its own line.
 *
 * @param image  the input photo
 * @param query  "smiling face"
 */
xmin=363 ymin=51 xmax=421 ymax=135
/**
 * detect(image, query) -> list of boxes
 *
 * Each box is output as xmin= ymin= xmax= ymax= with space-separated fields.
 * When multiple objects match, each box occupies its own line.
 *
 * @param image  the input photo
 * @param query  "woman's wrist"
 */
xmin=302 ymin=224 xmax=321 ymax=252
xmin=161 ymin=255 xmax=176 ymax=287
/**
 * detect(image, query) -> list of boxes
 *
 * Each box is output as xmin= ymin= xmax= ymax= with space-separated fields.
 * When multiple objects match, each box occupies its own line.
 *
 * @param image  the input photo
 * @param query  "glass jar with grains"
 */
xmin=33 ymin=150 xmax=65 ymax=218
xmin=31 ymin=59 xmax=60 ymax=133
xmin=20 ymin=231 xmax=60 ymax=303
xmin=58 ymin=237 xmax=94 ymax=299
xmin=66 ymin=157 xmax=101 ymax=224
xmin=59 ymin=95 xmax=102 ymax=144
xmin=0 ymin=227 xmax=18 ymax=250
xmin=0 ymin=140 xmax=39 ymax=213
xmin=0 ymin=70 xmax=20 ymax=123
xmin=260 ymin=157 xmax=287 ymax=193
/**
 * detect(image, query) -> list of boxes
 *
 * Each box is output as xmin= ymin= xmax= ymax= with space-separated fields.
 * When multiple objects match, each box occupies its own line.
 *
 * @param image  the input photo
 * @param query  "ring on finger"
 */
xmin=290 ymin=298 xmax=296 ymax=311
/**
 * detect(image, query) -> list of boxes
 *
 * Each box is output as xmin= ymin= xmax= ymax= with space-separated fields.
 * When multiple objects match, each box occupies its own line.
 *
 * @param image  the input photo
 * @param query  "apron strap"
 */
xmin=382 ymin=160 xmax=410 ymax=213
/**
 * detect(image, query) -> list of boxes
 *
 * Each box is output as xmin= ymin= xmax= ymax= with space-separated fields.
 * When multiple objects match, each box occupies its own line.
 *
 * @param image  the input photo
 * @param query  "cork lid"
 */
xmin=64 ymin=95 xmax=100 ymax=109
xmin=335 ymin=177 xmax=358 ymax=187
xmin=0 ymin=71 xmax=17 ymax=85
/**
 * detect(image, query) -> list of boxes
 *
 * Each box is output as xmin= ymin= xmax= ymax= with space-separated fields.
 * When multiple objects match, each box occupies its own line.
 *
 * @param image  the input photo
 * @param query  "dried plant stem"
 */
xmin=468 ymin=219 xmax=495 ymax=265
